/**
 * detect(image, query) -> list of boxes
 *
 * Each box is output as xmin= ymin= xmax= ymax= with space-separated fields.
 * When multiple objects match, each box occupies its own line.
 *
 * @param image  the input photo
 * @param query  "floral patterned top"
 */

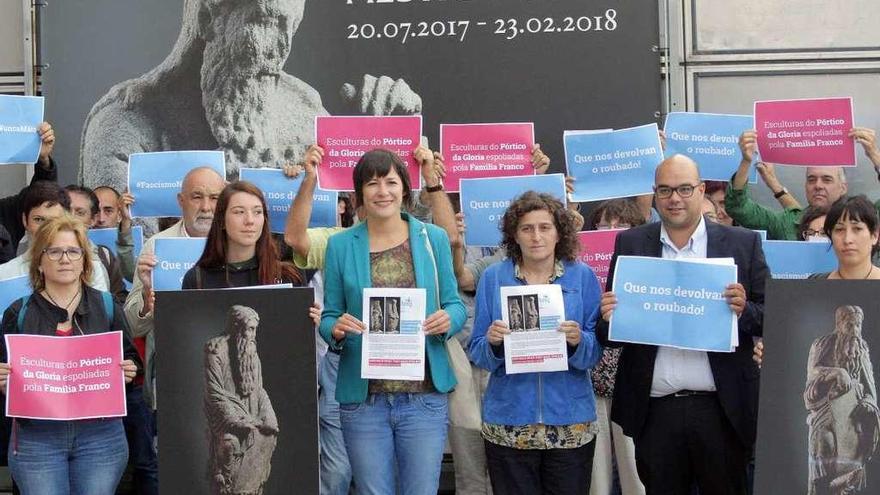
xmin=482 ymin=259 xmax=596 ymax=449
xmin=591 ymin=347 xmax=622 ymax=398
xmin=367 ymin=240 xmax=435 ymax=394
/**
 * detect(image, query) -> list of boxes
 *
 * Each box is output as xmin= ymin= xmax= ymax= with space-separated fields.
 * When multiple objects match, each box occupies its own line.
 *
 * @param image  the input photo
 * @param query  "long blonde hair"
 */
xmin=28 ymin=213 xmax=93 ymax=292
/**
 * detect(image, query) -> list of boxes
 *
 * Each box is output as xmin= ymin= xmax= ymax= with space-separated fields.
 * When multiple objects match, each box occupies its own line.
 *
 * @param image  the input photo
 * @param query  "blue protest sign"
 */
xmin=152 ymin=237 xmax=207 ymax=291
xmin=88 ymin=226 xmax=144 ymax=288
xmin=762 ymin=240 xmax=837 ymax=279
xmin=663 ymin=112 xmax=757 ymax=183
xmin=239 ymin=168 xmax=337 ymax=233
xmin=609 ymin=256 xmax=737 ymax=352
xmin=564 ymin=124 xmax=664 ymax=202
xmin=128 ymin=151 xmax=226 ymax=217
xmin=87 ymin=226 xmax=144 ymax=261
xmin=460 ymin=174 xmax=566 ymax=247
xmin=0 ymin=275 xmax=32 ymax=315
xmin=0 ymin=95 xmax=44 ymax=165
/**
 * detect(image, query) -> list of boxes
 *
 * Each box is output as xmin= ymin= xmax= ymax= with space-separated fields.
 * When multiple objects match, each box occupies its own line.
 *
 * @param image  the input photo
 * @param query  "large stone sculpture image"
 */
xmin=79 ymin=0 xmax=421 ymax=193
xmin=805 ymin=305 xmax=880 ymax=495
xmin=204 ymin=305 xmax=278 ymax=495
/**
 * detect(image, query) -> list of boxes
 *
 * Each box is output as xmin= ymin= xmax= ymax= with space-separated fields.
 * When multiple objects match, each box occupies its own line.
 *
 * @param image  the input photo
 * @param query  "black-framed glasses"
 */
xmin=654 ymin=183 xmax=701 ymax=199
xmin=42 ymin=247 xmax=84 ymax=261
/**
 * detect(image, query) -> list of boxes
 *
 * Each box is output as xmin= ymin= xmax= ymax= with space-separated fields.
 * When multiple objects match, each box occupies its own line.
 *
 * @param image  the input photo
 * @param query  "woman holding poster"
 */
xmin=0 ymin=214 xmax=140 ymax=494
xmin=469 ymin=191 xmax=603 ymax=494
xmin=181 ymin=180 xmax=305 ymax=289
xmin=319 ymin=148 xmax=466 ymax=495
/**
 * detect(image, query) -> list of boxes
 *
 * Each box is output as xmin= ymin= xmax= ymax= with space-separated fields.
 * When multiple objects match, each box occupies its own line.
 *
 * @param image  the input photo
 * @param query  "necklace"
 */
xmin=43 ymin=285 xmax=82 ymax=311
xmin=835 ymin=265 xmax=874 ymax=280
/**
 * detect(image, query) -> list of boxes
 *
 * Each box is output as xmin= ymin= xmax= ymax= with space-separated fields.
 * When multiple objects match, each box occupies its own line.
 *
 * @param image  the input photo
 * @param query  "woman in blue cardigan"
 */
xmin=469 ymin=191 xmax=603 ymax=494
xmin=319 ymin=148 xmax=466 ymax=495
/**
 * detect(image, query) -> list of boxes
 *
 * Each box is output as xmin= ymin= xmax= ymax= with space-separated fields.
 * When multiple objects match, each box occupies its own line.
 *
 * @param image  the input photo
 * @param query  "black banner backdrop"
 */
xmin=43 ymin=0 xmax=660 ymax=187
xmin=155 ymin=287 xmax=317 ymax=494
xmin=755 ymin=279 xmax=880 ymax=495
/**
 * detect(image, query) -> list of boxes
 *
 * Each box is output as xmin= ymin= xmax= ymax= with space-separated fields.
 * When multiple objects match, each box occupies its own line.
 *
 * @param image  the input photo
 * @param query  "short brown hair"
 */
xmin=28 ymin=213 xmax=93 ymax=292
xmin=588 ymin=199 xmax=646 ymax=230
xmin=500 ymin=192 xmax=580 ymax=264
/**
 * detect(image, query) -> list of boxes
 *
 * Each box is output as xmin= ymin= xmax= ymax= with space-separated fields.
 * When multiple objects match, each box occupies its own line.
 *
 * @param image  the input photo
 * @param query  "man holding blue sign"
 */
xmin=123 ymin=166 xmax=226 ymax=411
xmin=596 ymin=155 xmax=769 ymax=495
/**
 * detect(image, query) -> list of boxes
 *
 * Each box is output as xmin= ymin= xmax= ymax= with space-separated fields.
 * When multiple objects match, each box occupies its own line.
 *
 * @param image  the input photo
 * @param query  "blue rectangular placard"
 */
xmin=460 ymin=174 xmax=566 ymax=247
xmin=152 ymin=237 xmax=207 ymax=291
xmin=128 ymin=151 xmax=226 ymax=218
xmin=88 ymin=226 xmax=145 ymax=288
xmin=609 ymin=256 xmax=738 ymax=352
xmin=87 ymin=226 xmax=144 ymax=261
xmin=239 ymin=168 xmax=338 ymax=233
xmin=663 ymin=112 xmax=757 ymax=183
xmin=0 ymin=95 xmax=44 ymax=165
xmin=762 ymin=240 xmax=837 ymax=279
xmin=0 ymin=275 xmax=32 ymax=315
xmin=564 ymin=124 xmax=664 ymax=202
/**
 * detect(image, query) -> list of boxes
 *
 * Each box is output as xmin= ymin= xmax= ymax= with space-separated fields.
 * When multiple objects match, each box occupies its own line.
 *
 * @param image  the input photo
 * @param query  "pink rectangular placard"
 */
xmin=440 ymin=123 xmax=535 ymax=192
xmin=316 ymin=115 xmax=423 ymax=191
xmin=577 ymin=230 xmax=622 ymax=288
xmin=754 ymin=97 xmax=855 ymax=166
xmin=5 ymin=332 xmax=126 ymax=420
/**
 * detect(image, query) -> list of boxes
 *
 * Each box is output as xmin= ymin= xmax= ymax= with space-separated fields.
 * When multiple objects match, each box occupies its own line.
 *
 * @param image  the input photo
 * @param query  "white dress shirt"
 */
xmin=650 ymin=217 xmax=718 ymax=397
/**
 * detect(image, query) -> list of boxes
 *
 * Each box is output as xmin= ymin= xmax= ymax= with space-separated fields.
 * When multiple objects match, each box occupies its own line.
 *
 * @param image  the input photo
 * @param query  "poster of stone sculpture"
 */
xmin=155 ymin=287 xmax=317 ymax=494
xmin=755 ymin=280 xmax=880 ymax=495
xmin=42 ymin=0 xmax=661 ymax=188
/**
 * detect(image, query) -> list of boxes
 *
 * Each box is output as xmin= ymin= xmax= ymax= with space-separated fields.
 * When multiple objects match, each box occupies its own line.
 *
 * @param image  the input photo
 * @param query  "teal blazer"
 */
xmin=319 ymin=213 xmax=466 ymax=404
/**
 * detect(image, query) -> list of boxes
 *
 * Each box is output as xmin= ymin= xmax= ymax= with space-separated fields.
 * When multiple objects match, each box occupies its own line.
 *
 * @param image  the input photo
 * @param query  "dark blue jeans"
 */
xmin=123 ymin=386 xmax=158 ymax=495
xmin=9 ymin=418 xmax=128 ymax=495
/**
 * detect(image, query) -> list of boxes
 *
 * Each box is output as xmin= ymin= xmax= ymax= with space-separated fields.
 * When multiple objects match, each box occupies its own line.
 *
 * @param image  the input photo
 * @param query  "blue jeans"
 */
xmin=340 ymin=392 xmax=448 ymax=495
xmin=319 ymin=352 xmax=353 ymax=495
xmin=123 ymin=386 xmax=158 ymax=495
xmin=9 ymin=418 xmax=128 ymax=495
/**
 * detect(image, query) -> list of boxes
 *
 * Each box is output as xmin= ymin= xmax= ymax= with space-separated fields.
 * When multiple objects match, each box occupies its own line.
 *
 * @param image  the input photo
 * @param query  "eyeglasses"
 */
xmin=596 ymin=223 xmax=631 ymax=230
xmin=654 ymin=184 xmax=701 ymax=199
xmin=801 ymin=230 xmax=828 ymax=240
xmin=42 ymin=247 xmax=84 ymax=261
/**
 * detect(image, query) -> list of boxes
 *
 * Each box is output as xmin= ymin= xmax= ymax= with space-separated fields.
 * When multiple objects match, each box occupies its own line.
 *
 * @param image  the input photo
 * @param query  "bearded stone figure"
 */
xmin=805 ymin=305 xmax=880 ymax=495
xmin=79 ymin=0 xmax=421 ymax=192
xmin=205 ymin=305 xmax=278 ymax=495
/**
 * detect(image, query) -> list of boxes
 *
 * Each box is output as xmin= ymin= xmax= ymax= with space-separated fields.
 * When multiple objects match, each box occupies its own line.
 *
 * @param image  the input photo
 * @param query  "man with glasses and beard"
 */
xmin=598 ymin=155 xmax=768 ymax=495
xmin=80 ymin=0 xmax=422 ymax=193
xmin=205 ymin=305 xmax=279 ymax=495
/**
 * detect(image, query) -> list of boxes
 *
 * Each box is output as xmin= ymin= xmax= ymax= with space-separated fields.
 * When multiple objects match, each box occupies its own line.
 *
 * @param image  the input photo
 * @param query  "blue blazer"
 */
xmin=319 ymin=213 xmax=467 ymax=404
xmin=469 ymin=259 xmax=603 ymax=426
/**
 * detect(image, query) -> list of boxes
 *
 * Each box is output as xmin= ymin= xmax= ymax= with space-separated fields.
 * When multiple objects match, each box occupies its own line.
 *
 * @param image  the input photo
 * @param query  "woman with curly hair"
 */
xmin=468 ymin=191 xmax=603 ymax=494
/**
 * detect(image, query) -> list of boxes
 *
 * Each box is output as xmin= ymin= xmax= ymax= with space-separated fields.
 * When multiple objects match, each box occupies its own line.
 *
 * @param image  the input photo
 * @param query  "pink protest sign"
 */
xmin=440 ymin=123 xmax=535 ymax=192
xmin=754 ymin=97 xmax=855 ymax=166
xmin=316 ymin=115 xmax=423 ymax=191
xmin=577 ymin=230 xmax=622 ymax=288
xmin=5 ymin=332 xmax=126 ymax=420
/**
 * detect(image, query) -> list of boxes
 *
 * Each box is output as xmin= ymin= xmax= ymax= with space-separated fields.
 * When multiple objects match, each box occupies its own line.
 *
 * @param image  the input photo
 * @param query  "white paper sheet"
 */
xmin=361 ymin=288 xmax=427 ymax=380
xmin=500 ymin=284 xmax=568 ymax=374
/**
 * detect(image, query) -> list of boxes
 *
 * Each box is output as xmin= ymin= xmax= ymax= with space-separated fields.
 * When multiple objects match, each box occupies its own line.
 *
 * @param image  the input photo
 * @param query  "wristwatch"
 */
xmin=425 ymin=183 xmax=444 ymax=193
xmin=773 ymin=187 xmax=789 ymax=199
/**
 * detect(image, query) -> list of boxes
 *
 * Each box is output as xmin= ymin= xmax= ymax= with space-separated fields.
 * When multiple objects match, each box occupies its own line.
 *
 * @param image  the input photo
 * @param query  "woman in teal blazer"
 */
xmin=319 ymin=148 xmax=466 ymax=495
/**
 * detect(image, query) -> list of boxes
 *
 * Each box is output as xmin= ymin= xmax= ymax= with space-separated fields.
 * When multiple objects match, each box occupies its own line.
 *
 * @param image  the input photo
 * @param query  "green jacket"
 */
xmin=318 ymin=213 xmax=466 ymax=404
xmin=724 ymin=182 xmax=802 ymax=240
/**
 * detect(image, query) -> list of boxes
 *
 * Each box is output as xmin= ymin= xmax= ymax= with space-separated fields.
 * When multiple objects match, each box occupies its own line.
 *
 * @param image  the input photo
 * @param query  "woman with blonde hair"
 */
xmin=0 ymin=213 xmax=141 ymax=494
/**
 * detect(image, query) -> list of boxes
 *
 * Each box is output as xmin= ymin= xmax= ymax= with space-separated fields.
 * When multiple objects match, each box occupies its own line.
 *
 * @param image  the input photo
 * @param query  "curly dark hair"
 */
xmin=500 ymin=191 xmax=580 ymax=264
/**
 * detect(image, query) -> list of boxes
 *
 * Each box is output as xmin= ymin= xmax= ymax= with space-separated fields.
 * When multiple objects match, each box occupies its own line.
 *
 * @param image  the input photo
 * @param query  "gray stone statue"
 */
xmin=79 ymin=0 xmax=422 ymax=193
xmin=805 ymin=305 xmax=880 ymax=495
xmin=204 ymin=305 xmax=278 ymax=495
